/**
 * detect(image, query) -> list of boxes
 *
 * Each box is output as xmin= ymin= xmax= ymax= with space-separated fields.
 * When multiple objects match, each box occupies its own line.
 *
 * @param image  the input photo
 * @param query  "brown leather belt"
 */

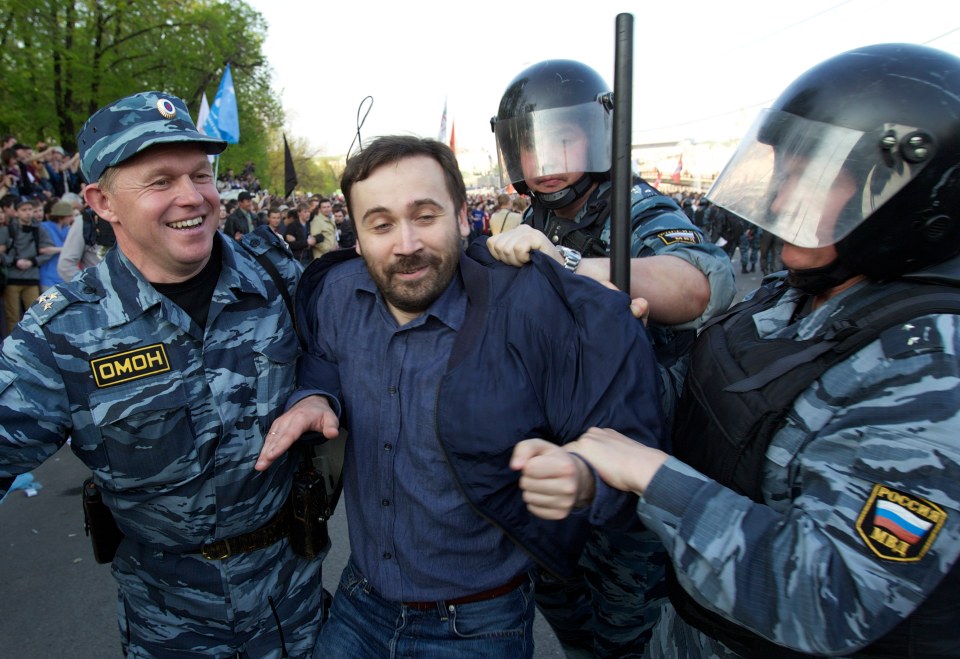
xmin=194 ymin=505 xmax=290 ymax=560
xmin=402 ymin=573 xmax=528 ymax=610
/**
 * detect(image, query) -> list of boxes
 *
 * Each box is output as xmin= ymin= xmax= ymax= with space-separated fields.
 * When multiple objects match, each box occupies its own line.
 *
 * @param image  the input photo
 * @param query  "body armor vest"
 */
xmin=668 ymin=274 xmax=960 ymax=657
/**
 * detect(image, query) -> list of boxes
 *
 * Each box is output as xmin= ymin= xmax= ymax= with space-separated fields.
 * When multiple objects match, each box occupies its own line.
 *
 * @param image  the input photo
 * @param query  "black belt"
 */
xmin=194 ymin=506 xmax=290 ymax=560
xmin=402 ymin=573 xmax=528 ymax=610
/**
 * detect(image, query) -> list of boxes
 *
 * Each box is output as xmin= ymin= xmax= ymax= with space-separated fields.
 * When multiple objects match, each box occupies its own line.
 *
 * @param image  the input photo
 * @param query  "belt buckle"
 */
xmin=200 ymin=538 xmax=232 ymax=560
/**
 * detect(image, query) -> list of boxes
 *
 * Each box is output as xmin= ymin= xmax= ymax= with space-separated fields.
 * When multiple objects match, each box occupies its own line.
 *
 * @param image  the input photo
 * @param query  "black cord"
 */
xmin=347 ymin=95 xmax=374 ymax=160
xmin=267 ymin=595 xmax=289 ymax=658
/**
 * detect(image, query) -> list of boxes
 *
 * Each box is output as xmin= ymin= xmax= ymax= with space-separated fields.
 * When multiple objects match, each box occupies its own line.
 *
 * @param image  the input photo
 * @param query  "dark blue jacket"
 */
xmin=295 ymin=238 xmax=664 ymax=578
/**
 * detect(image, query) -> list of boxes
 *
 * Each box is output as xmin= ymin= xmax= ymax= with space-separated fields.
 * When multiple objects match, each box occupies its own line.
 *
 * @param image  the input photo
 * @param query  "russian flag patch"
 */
xmin=856 ymin=484 xmax=946 ymax=561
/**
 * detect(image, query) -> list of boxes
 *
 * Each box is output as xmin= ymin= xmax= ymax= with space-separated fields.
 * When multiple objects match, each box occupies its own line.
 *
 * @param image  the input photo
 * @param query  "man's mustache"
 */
xmin=386 ymin=253 xmax=440 ymax=276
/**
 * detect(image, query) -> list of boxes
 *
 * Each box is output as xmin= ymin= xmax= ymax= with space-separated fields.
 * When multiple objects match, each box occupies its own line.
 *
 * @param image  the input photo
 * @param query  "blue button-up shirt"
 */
xmin=319 ymin=266 xmax=531 ymax=601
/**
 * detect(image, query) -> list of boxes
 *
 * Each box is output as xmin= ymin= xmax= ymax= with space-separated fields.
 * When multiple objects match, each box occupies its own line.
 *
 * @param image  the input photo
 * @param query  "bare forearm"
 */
xmin=577 ymin=254 xmax=710 ymax=325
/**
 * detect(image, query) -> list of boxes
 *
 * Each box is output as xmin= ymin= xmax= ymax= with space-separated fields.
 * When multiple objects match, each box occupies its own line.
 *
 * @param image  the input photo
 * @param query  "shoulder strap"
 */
xmin=726 ymin=281 xmax=960 ymax=393
xmin=236 ymin=232 xmax=298 ymax=338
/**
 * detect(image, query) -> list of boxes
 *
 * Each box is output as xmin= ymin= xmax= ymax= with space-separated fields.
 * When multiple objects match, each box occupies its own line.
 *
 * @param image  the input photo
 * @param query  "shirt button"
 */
xmin=388 ymin=386 xmax=397 ymax=394
xmin=383 ymin=443 xmax=393 ymax=451
xmin=381 ymin=499 xmax=390 ymax=507
xmin=383 ymin=552 xmax=392 ymax=560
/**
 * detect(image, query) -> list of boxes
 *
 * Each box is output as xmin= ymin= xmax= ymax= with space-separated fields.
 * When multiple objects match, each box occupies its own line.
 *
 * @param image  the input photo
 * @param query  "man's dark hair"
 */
xmin=340 ymin=136 xmax=466 ymax=223
xmin=0 ymin=193 xmax=19 ymax=210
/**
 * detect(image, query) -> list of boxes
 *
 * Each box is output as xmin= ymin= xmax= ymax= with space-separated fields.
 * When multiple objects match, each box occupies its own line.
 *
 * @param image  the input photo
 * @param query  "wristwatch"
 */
xmin=555 ymin=245 xmax=582 ymax=272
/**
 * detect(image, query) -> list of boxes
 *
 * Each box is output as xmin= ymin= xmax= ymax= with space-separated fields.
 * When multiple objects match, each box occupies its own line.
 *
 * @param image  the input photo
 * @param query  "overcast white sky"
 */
xmin=245 ymin=0 xmax=960 ymax=162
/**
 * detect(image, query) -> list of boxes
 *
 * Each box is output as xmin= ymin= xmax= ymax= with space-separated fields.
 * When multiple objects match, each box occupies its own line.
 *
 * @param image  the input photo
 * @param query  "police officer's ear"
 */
xmin=83 ymin=183 xmax=120 ymax=226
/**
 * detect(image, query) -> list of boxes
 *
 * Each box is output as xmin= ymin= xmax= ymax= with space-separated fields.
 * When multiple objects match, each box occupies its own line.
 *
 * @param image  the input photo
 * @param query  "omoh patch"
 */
xmin=90 ymin=344 xmax=171 ymax=388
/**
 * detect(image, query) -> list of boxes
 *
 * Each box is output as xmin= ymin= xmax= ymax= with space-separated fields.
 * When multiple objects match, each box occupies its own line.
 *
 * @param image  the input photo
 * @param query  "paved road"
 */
xmin=0 ymin=254 xmax=761 ymax=658
xmin=0 ymin=444 xmax=566 ymax=657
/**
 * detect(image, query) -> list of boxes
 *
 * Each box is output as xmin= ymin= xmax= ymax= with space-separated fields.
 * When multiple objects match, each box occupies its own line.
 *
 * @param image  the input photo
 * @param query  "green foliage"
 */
xmin=0 ymin=0 xmax=282 ymax=179
xmin=262 ymin=132 xmax=342 ymax=198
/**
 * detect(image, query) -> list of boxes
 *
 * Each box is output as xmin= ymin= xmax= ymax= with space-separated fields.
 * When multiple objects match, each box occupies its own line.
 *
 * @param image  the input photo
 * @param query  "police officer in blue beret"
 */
xmin=0 ymin=91 xmax=337 ymax=657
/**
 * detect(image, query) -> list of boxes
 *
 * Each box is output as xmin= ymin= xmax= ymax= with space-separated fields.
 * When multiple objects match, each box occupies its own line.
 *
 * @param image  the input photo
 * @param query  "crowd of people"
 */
xmin=0 ymin=147 xmax=357 ymax=338
xmin=1 ymin=41 xmax=960 ymax=659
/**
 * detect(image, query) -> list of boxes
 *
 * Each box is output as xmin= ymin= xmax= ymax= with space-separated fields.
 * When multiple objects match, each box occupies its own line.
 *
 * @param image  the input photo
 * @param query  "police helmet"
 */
xmin=708 ymin=43 xmax=960 ymax=280
xmin=491 ymin=60 xmax=613 ymax=207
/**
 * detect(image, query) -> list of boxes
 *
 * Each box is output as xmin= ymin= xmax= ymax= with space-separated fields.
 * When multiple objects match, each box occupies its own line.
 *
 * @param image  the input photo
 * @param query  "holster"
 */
xmin=288 ymin=447 xmax=331 ymax=559
xmin=82 ymin=476 xmax=123 ymax=564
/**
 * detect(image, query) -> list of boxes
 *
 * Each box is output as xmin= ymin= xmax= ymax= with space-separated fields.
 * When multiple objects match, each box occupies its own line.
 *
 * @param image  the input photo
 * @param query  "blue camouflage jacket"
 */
xmin=642 ymin=272 xmax=960 ymax=656
xmin=0 ymin=231 xmax=302 ymax=550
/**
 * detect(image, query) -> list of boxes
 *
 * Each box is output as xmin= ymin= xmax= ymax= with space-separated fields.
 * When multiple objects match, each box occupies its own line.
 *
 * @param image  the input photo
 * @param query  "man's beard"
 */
xmin=367 ymin=250 xmax=459 ymax=315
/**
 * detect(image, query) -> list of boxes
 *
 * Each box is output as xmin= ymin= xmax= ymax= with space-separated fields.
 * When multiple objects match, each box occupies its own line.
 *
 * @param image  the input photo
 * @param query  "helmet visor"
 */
xmin=494 ymin=101 xmax=611 ymax=189
xmin=707 ymin=109 xmax=924 ymax=248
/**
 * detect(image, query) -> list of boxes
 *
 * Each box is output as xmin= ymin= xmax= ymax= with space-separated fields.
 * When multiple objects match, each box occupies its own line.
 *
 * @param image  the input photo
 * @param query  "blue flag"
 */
xmin=204 ymin=64 xmax=240 ymax=144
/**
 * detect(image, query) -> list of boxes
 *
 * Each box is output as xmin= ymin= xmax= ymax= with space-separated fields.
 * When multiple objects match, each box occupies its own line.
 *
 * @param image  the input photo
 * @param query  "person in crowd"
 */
xmin=543 ymin=43 xmax=960 ymax=658
xmin=3 ymin=198 xmax=54 ymax=334
xmin=224 ymin=190 xmax=256 ymax=240
xmin=9 ymin=143 xmax=39 ymax=197
xmin=739 ymin=225 xmax=760 ymax=274
xmin=512 ymin=194 xmax=530 ymax=215
xmin=56 ymin=195 xmax=116 ymax=283
xmin=308 ymin=196 xmax=337 ymax=260
xmin=2 ymin=148 xmax=23 ymax=198
xmin=331 ymin=203 xmax=355 ymax=249
xmin=0 ymin=194 xmax=15 ymax=335
xmin=707 ymin=203 xmax=743 ymax=259
xmin=255 ymin=135 xmax=664 ymax=657
xmin=758 ymin=227 xmax=782 ymax=275
xmin=307 ymin=194 xmax=321 ymax=217
xmin=0 ymin=91 xmax=329 ymax=657
xmin=217 ymin=202 xmax=228 ymax=232
xmin=469 ymin=198 xmax=488 ymax=237
xmin=489 ymin=192 xmax=522 ymax=235
xmin=263 ymin=205 xmax=289 ymax=249
xmin=0 ymin=193 xmax=16 ymax=230
xmin=39 ymin=199 xmax=74 ymax=290
xmin=486 ymin=58 xmax=736 ymax=657
xmin=282 ymin=204 xmax=310 ymax=263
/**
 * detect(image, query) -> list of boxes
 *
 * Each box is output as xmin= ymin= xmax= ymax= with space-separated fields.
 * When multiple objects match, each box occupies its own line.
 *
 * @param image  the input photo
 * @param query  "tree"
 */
xmin=262 ymin=132 xmax=342 ymax=198
xmin=0 ymin=0 xmax=281 ymax=182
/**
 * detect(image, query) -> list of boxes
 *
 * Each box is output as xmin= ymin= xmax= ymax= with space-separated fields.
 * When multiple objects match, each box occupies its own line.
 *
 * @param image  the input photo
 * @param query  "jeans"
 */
xmin=315 ymin=560 xmax=535 ymax=658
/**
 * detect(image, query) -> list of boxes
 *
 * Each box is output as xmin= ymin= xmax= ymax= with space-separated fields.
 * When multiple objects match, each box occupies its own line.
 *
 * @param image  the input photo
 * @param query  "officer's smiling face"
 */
xmin=87 ymin=144 xmax=220 ymax=284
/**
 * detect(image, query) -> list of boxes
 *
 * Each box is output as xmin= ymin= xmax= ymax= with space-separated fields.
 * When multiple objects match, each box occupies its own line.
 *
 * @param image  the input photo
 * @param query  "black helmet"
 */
xmin=708 ymin=43 xmax=960 ymax=280
xmin=491 ymin=60 xmax=613 ymax=207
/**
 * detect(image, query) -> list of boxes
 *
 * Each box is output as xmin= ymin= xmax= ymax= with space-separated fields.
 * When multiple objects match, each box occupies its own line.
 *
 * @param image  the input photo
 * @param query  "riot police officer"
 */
xmin=553 ymin=43 xmax=960 ymax=657
xmin=487 ymin=59 xmax=735 ymax=657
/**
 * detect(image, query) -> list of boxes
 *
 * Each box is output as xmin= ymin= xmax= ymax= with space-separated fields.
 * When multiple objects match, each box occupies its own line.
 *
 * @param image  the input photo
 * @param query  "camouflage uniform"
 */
xmin=640 ymin=278 xmax=960 ymax=656
xmin=531 ymin=181 xmax=735 ymax=658
xmin=0 ymin=233 xmax=325 ymax=658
